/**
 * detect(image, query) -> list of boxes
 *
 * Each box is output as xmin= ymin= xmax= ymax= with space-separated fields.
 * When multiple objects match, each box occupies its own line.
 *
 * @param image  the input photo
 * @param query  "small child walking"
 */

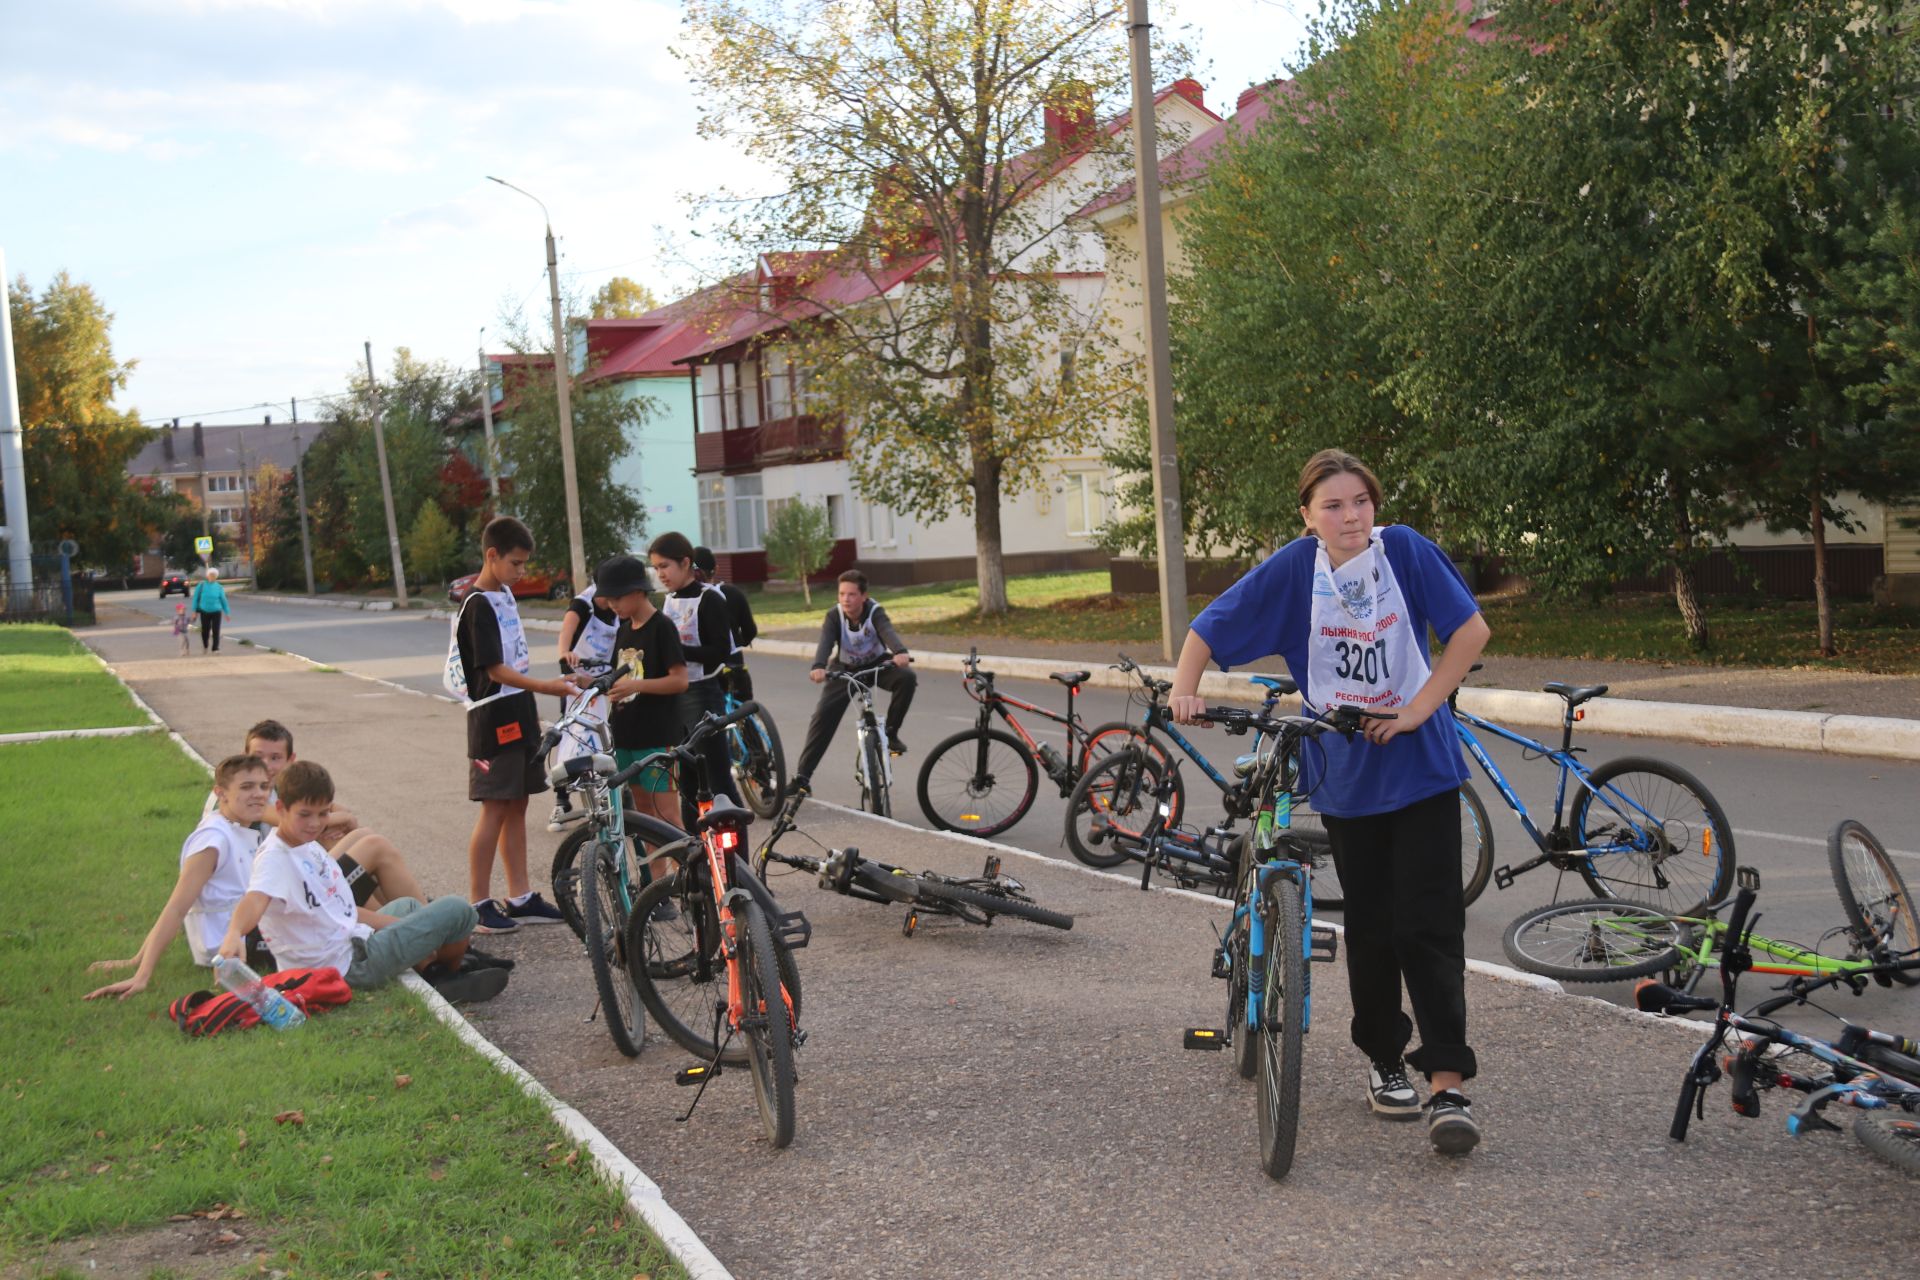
xmin=171 ymin=602 xmax=190 ymax=656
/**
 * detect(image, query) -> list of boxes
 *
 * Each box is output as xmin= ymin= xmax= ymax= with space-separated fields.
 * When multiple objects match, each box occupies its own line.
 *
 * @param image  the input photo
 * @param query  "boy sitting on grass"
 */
xmin=85 ymin=753 xmax=274 ymax=1002
xmin=220 ymin=761 xmax=507 ymax=1004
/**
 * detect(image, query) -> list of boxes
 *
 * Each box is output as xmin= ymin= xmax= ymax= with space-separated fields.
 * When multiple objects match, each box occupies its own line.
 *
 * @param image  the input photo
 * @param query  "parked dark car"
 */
xmin=159 ymin=573 xmax=190 ymax=599
xmin=446 ymin=568 xmax=571 ymax=604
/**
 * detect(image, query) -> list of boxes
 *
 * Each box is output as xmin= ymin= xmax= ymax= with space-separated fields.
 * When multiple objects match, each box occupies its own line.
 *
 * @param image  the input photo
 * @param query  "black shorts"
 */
xmin=335 ymin=853 xmax=380 ymax=907
xmin=469 ymin=742 xmax=549 ymax=802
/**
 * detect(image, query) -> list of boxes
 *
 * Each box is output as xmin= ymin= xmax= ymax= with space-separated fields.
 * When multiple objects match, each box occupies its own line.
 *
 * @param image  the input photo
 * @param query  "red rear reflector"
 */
xmin=716 ymin=828 xmax=740 ymax=851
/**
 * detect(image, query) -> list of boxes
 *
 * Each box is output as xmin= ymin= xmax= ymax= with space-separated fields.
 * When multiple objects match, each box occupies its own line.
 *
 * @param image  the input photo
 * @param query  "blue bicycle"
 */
xmin=1172 ymin=702 xmax=1391 ymax=1179
xmin=715 ymin=664 xmax=786 ymax=819
xmin=1448 ymin=672 xmax=1735 ymax=917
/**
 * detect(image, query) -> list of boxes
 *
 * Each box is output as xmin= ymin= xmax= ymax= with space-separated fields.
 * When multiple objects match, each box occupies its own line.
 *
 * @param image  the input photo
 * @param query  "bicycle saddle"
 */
xmin=695 ymin=796 xmax=756 ymax=833
xmin=1051 ymin=670 xmax=1091 ymax=687
xmin=1542 ymin=681 xmax=1609 ymax=707
xmin=1249 ymin=675 xmax=1298 ymax=695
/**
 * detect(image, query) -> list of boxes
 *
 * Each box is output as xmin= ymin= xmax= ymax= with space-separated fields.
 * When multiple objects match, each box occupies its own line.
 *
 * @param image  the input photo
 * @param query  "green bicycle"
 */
xmin=1501 ymin=819 xmax=1919 ymax=990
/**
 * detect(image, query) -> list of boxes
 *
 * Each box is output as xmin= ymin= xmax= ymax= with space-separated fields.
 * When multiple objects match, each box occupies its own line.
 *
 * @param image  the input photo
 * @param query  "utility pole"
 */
xmin=291 ymin=398 xmax=315 ymax=596
xmin=477 ymin=331 xmax=500 ymax=501
xmin=364 ymin=342 xmax=410 ymax=606
xmin=488 ymin=176 xmax=587 ymax=591
xmin=238 ymin=422 xmax=256 ymax=575
xmin=0 ymin=248 xmax=32 ymax=609
xmin=1127 ymin=0 xmax=1189 ymax=661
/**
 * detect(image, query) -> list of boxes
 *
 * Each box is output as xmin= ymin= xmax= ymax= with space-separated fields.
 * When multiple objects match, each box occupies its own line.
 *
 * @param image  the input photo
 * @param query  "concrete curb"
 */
xmin=226 ymin=593 xmax=1920 ymax=760
xmin=0 ymin=724 xmax=162 ymax=745
xmin=70 ymin=626 xmax=733 ymax=1280
xmin=241 ymin=590 xmax=399 ymax=612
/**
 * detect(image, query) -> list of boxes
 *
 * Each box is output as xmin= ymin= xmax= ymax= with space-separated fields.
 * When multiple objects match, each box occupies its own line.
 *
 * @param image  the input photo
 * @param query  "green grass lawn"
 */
xmin=743 ymin=570 xmax=1201 ymax=641
xmin=0 ymin=731 xmax=683 ymax=1279
xmin=0 ymin=626 xmax=146 ymax=734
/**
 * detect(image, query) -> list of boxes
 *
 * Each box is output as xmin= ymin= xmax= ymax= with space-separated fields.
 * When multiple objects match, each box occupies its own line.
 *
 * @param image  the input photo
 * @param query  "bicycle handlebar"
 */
xmin=1195 ymin=704 xmax=1394 ymax=738
xmin=606 ymin=700 xmax=767 ymax=790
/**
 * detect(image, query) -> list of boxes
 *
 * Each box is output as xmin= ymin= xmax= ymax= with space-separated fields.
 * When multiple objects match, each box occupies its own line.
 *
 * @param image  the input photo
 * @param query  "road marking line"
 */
xmin=1734 ymin=826 xmax=1920 ymax=862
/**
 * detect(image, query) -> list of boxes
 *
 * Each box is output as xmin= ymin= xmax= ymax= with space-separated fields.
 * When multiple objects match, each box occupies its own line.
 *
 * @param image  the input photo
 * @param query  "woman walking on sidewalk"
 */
xmin=1168 ymin=449 xmax=1491 ymax=1156
xmin=189 ymin=568 xmax=231 ymax=654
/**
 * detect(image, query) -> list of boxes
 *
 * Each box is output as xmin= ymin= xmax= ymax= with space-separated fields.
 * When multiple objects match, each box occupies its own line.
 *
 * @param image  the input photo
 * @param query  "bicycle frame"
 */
xmin=1606 ymin=909 xmax=1887 ymax=988
xmin=834 ymin=667 xmax=892 ymax=796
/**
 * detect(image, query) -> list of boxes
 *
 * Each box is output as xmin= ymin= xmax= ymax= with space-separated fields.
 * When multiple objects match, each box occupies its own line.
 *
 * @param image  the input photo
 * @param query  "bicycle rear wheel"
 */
xmin=551 ymin=808 xmax=687 ymax=939
xmin=1082 ymin=722 xmax=1182 ymax=825
xmin=739 ymin=901 xmax=797 ymax=1148
xmin=581 ymin=842 xmax=645 ymax=1057
xmin=1065 ymin=748 xmax=1169 ymax=869
xmin=1828 ymin=820 xmax=1920 ymax=985
xmin=1572 ymin=757 xmax=1734 ymax=916
xmin=917 ymin=728 xmax=1039 ymax=837
xmin=1459 ymin=781 xmax=1495 ymax=907
xmin=1500 ymin=898 xmax=1691 ymax=982
xmin=912 ymin=878 xmax=1074 ymax=930
xmin=734 ymin=709 xmax=787 ymax=820
xmin=1854 ymin=1113 xmax=1920 ymax=1177
xmin=1257 ymin=875 xmax=1307 ymax=1179
xmin=626 ymin=871 xmax=744 ymax=1065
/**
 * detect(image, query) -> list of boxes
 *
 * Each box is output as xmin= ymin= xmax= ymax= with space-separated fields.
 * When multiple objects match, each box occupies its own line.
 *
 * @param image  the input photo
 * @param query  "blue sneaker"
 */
xmin=474 ymin=899 xmax=520 ymax=934
xmin=505 ymin=891 xmax=566 ymax=925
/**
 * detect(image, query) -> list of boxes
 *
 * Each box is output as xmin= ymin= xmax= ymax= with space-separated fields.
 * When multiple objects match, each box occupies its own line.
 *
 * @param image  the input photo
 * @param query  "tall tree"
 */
xmin=682 ymin=0 xmax=1184 ymax=613
xmin=6 ymin=272 xmax=169 ymax=570
xmin=584 ymin=276 xmax=662 ymax=319
xmin=495 ymin=362 xmax=650 ymax=575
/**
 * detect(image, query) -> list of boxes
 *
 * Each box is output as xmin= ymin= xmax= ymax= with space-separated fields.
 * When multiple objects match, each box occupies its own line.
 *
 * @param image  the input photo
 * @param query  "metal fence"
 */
xmin=0 ymin=578 xmax=96 ymax=625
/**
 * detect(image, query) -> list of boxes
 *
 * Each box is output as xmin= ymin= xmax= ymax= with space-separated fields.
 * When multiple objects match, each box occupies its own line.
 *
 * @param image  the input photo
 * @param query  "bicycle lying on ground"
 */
xmin=915 ymin=648 xmax=1156 ymax=837
xmin=753 ymin=793 xmax=1073 ymax=936
xmin=1177 ymin=702 xmax=1394 ymax=1179
xmin=1499 ymin=819 xmax=1919 ymax=990
xmin=1644 ymin=871 xmax=1920 ymax=1177
xmin=616 ymin=704 xmax=811 ymax=1148
xmin=1448 ymin=669 xmax=1735 ymax=916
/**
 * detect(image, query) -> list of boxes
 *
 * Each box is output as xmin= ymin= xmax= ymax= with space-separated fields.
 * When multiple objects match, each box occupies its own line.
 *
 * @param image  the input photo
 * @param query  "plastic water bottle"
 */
xmin=214 ymin=957 xmax=307 ymax=1030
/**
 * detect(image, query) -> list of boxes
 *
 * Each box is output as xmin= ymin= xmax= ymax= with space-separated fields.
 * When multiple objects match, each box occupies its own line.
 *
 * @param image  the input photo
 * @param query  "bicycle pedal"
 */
xmin=983 ymin=855 xmax=1001 ymax=879
xmin=1309 ymin=924 xmax=1339 ymax=963
xmin=1184 ymin=1028 xmax=1226 ymax=1051
xmin=1211 ymin=951 xmax=1233 ymax=980
xmin=675 ymin=1064 xmax=719 ymax=1086
xmin=1493 ymin=864 xmax=1517 ymax=892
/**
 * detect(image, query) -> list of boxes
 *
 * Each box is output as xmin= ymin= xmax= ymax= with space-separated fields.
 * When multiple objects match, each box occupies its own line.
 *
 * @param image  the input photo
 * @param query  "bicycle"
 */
xmin=1177 ymin=702 xmax=1394 ymax=1179
xmin=1648 ymin=873 xmax=1920 ymax=1178
xmin=915 ymin=649 xmax=1171 ymax=837
xmin=621 ymin=703 xmax=811 ymax=1148
xmin=1448 ymin=670 xmax=1735 ymax=916
xmin=822 ymin=661 xmax=913 ymax=818
xmin=715 ymin=662 xmax=786 ymax=819
xmin=1066 ymin=700 xmax=1493 ymax=910
xmin=533 ymin=667 xmax=689 ymax=1058
xmin=753 ymin=793 xmax=1074 ymax=936
xmin=1500 ymin=819 xmax=1920 ymax=991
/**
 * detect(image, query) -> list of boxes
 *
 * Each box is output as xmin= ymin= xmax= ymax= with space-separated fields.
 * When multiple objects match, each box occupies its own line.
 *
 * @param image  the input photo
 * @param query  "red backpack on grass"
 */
xmin=168 ymin=967 xmax=353 ymax=1036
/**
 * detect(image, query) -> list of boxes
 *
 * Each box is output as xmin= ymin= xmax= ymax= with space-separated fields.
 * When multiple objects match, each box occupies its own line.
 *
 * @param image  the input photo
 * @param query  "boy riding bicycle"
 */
xmin=789 ymin=569 xmax=914 ymax=797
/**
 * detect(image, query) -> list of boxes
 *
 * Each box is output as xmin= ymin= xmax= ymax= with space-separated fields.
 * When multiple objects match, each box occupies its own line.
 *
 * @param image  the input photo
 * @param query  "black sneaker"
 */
xmin=1427 ymin=1090 xmax=1481 ymax=1155
xmin=790 ymin=776 xmax=811 ymax=798
xmin=888 ymin=735 xmax=909 ymax=755
xmin=1367 ymin=1059 xmax=1421 ymax=1119
xmin=426 ymin=966 xmax=509 ymax=1005
xmin=504 ymin=892 xmax=566 ymax=925
xmin=463 ymin=947 xmax=515 ymax=972
xmin=649 ymin=897 xmax=681 ymax=925
xmin=473 ymin=899 xmax=520 ymax=935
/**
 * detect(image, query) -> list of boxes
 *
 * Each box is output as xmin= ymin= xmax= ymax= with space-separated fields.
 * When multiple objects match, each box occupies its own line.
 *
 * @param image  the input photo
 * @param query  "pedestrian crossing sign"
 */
xmin=194 ymin=536 xmax=213 ymax=556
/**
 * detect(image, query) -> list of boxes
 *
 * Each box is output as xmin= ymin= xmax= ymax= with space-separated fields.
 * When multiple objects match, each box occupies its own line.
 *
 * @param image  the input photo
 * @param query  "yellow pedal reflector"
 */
xmin=961 ymin=814 xmax=982 ymax=822
xmin=1184 ymin=1028 xmax=1225 ymax=1051
xmin=674 ymin=1065 xmax=713 ymax=1086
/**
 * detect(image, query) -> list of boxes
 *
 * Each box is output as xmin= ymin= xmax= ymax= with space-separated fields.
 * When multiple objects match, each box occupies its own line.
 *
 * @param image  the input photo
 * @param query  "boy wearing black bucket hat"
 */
xmin=595 ymin=554 xmax=690 ymax=830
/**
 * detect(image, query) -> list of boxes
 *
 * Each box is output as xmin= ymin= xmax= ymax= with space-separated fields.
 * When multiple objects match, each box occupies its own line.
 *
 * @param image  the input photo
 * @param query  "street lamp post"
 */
xmin=477 ymin=328 xmax=500 ymax=502
xmin=487 ymin=176 xmax=586 ymax=593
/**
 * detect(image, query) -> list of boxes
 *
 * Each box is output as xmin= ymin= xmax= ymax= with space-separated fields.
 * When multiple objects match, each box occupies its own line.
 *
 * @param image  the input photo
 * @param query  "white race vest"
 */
xmin=838 ymin=605 xmax=887 ymax=667
xmin=443 ymin=589 xmax=531 ymax=707
xmin=570 ymin=585 xmax=619 ymax=674
xmin=662 ymin=585 xmax=730 ymax=683
xmin=1305 ymin=530 xmax=1430 ymax=714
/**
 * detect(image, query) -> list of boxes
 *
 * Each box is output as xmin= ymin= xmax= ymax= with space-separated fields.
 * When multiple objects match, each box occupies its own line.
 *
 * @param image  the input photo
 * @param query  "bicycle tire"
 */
xmin=1257 ymin=875 xmax=1307 ymax=1179
xmin=859 ymin=732 xmax=892 ymax=818
xmin=916 ymin=728 xmax=1040 ymax=837
xmin=625 ymin=872 xmax=752 ymax=1066
xmin=734 ymin=708 xmax=787 ymax=820
xmin=1500 ymin=898 xmax=1691 ymax=982
xmin=912 ymin=878 xmax=1074 ymax=930
xmin=551 ymin=808 xmax=688 ymax=940
xmin=738 ymin=900 xmax=797 ymax=1148
xmin=1065 ymin=748 xmax=1171 ymax=869
xmin=1229 ymin=835 xmax=1258 ymax=1081
xmin=581 ymin=842 xmax=645 ymax=1058
xmin=1572 ymin=757 xmax=1735 ymax=916
xmin=1853 ymin=1113 xmax=1920 ymax=1178
xmin=1459 ymin=781 xmax=1495 ymax=907
xmin=1828 ymin=819 xmax=1920 ymax=986
xmin=1081 ymin=722 xmax=1182 ymax=826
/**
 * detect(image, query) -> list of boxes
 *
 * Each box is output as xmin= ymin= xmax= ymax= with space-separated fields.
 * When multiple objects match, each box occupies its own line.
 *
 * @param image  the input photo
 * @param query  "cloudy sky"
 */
xmin=2 ymin=0 xmax=1310 ymax=427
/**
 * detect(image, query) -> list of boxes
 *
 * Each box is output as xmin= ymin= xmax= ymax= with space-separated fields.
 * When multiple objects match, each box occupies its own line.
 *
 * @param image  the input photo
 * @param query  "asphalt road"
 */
xmin=108 ymin=589 xmax=1920 ymax=1034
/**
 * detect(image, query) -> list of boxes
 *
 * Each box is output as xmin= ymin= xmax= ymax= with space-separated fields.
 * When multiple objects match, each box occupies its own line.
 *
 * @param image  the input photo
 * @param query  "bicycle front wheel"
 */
xmin=626 ymin=871 xmax=744 ymax=1065
xmin=1065 ymin=748 xmax=1169 ymax=869
xmin=1500 ymin=898 xmax=1691 ymax=982
xmin=860 ymin=733 xmax=892 ymax=818
xmin=1827 ymin=819 xmax=1920 ymax=984
xmin=1081 ymin=722 xmax=1182 ymax=825
xmin=1228 ymin=836 xmax=1258 ymax=1081
xmin=917 ymin=728 xmax=1039 ymax=837
xmin=1257 ymin=875 xmax=1306 ymax=1180
xmin=734 ymin=709 xmax=787 ymax=820
xmin=913 ymin=878 xmax=1074 ymax=930
xmin=1854 ymin=1113 xmax=1920 ymax=1177
xmin=551 ymin=808 xmax=687 ymax=939
xmin=581 ymin=842 xmax=645 ymax=1057
xmin=1572 ymin=757 xmax=1734 ymax=916
xmin=739 ymin=901 xmax=798 ymax=1149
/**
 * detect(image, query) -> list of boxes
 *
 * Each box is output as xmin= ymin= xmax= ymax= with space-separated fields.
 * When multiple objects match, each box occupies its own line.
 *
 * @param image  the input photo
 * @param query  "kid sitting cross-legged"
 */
xmin=84 ymin=753 xmax=274 ymax=1001
xmin=220 ymin=761 xmax=506 ymax=1004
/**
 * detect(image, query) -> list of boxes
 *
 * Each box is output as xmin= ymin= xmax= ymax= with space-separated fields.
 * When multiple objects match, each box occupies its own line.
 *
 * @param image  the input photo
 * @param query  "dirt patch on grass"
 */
xmin=4 ymin=1215 xmax=273 ymax=1280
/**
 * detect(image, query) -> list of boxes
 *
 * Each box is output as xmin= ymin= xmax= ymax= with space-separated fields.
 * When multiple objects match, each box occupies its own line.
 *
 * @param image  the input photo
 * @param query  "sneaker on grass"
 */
xmin=504 ymin=891 xmax=566 ymax=925
xmin=474 ymin=899 xmax=520 ymax=935
xmin=1367 ymin=1059 xmax=1421 ymax=1119
xmin=1427 ymin=1090 xmax=1481 ymax=1155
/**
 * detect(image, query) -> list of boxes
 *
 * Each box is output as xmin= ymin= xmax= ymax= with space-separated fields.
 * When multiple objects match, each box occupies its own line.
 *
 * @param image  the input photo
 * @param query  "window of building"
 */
xmin=863 ymin=500 xmax=896 ymax=548
xmin=738 ymin=360 xmax=762 ymax=429
xmin=209 ymin=508 xmax=242 ymax=527
xmin=1064 ymin=472 xmax=1105 ymax=538
xmin=825 ymin=493 xmax=847 ymax=539
xmin=732 ymin=475 xmax=766 ymax=550
xmin=764 ymin=346 xmax=793 ymax=421
xmin=697 ymin=476 xmax=728 ymax=549
xmin=207 ymin=474 xmax=242 ymax=493
xmin=696 ymin=364 xmax=725 ymax=433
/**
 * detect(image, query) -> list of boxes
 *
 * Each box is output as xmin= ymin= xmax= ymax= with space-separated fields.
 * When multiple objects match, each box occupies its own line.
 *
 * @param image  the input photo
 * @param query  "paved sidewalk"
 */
xmin=78 ymin=605 xmax=1917 ymax=1278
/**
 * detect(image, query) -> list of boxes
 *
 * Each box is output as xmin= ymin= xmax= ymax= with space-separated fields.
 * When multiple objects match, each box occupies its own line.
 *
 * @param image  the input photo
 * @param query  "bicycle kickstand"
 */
xmin=674 ymin=1029 xmax=737 ymax=1123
